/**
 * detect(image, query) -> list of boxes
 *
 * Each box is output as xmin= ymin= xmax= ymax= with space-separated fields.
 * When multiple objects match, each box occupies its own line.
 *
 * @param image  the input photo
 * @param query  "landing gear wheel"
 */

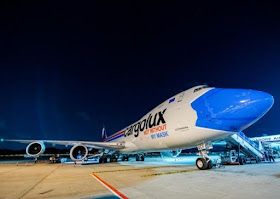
xmin=196 ymin=158 xmax=208 ymax=170
xmin=103 ymin=157 xmax=107 ymax=163
xmin=136 ymin=155 xmax=139 ymax=161
xmin=238 ymin=157 xmax=245 ymax=165
xmin=207 ymin=159 xmax=213 ymax=169
xmin=140 ymin=155 xmax=144 ymax=161
xmin=110 ymin=157 xmax=117 ymax=162
xmin=122 ymin=155 xmax=129 ymax=161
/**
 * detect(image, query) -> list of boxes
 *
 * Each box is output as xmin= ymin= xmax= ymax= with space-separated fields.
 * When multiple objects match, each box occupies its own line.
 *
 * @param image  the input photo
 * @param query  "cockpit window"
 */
xmin=193 ymin=85 xmax=208 ymax=93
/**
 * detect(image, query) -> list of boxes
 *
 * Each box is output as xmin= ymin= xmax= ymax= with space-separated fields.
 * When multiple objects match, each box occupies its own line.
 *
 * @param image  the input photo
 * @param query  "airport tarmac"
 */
xmin=0 ymin=156 xmax=280 ymax=199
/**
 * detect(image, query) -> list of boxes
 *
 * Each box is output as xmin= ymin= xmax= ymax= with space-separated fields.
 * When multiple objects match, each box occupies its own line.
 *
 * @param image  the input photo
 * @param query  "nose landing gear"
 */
xmin=196 ymin=142 xmax=213 ymax=170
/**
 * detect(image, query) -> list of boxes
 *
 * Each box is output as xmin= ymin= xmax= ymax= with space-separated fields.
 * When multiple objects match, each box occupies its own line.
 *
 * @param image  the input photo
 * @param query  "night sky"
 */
xmin=1 ymin=1 xmax=280 ymax=149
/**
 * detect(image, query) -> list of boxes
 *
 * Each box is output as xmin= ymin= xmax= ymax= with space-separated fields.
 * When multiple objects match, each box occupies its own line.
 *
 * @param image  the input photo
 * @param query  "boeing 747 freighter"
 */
xmin=3 ymin=85 xmax=274 ymax=169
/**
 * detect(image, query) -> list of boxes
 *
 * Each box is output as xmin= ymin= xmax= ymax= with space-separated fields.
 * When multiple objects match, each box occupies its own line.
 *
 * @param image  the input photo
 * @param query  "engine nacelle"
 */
xmin=26 ymin=141 xmax=46 ymax=157
xmin=161 ymin=149 xmax=182 ymax=158
xmin=70 ymin=144 xmax=88 ymax=161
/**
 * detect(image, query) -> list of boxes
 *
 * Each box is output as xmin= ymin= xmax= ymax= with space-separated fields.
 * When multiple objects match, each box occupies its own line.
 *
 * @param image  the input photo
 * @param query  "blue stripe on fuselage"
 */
xmin=106 ymin=134 xmax=124 ymax=142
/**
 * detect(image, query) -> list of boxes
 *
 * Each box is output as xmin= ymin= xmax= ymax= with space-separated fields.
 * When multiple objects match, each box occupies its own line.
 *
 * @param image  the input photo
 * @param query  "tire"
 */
xmin=239 ymin=158 xmax=243 ymax=165
xmin=196 ymin=158 xmax=208 ymax=170
xmin=136 ymin=156 xmax=140 ymax=161
xmin=103 ymin=157 xmax=107 ymax=163
xmin=207 ymin=160 xmax=213 ymax=169
xmin=140 ymin=156 xmax=144 ymax=161
xmin=122 ymin=156 xmax=125 ymax=161
xmin=238 ymin=157 xmax=244 ymax=165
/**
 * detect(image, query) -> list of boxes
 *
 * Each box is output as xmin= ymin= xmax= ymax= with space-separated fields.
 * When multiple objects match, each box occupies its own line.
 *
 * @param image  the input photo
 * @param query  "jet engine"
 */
xmin=70 ymin=144 xmax=88 ymax=161
xmin=26 ymin=141 xmax=46 ymax=157
xmin=161 ymin=149 xmax=182 ymax=158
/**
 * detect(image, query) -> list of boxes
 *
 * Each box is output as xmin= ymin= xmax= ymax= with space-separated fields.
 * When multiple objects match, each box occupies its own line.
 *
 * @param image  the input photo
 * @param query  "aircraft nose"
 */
xmin=191 ymin=88 xmax=274 ymax=132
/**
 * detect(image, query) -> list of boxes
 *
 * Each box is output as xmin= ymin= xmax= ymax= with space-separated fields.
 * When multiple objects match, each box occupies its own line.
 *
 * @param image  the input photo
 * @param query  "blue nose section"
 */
xmin=191 ymin=88 xmax=274 ymax=132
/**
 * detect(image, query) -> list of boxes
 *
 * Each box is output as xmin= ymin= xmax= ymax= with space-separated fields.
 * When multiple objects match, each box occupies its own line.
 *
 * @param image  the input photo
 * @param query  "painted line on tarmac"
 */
xmin=93 ymin=165 xmax=186 ymax=174
xmin=141 ymin=168 xmax=197 ymax=177
xmin=91 ymin=173 xmax=128 ymax=199
xmin=19 ymin=165 xmax=61 ymax=199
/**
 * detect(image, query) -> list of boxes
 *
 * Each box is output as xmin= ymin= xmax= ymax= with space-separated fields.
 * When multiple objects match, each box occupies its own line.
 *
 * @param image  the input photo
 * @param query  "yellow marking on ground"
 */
xmin=93 ymin=165 xmax=188 ymax=173
xmin=141 ymin=168 xmax=198 ymax=177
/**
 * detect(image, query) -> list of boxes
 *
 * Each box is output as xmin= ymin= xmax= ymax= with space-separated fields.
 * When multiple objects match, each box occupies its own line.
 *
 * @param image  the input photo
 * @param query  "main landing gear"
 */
xmin=136 ymin=154 xmax=145 ymax=161
xmin=99 ymin=155 xmax=108 ymax=163
xmin=98 ymin=151 xmax=117 ymax=163
xmin=196 ymin=142 xmax=213 ymax=170
xmin=122 ymin=155 xmax=129 ymax=161
xmin=99 ymin=154 xmax=119 ymax=163
xmin=110 ymin=154 xmax=119 ymax=162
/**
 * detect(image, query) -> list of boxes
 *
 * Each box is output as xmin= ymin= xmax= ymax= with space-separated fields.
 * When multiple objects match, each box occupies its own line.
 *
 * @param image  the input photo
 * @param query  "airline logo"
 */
xmin=124 ymin=109 xmax=167 ymax=137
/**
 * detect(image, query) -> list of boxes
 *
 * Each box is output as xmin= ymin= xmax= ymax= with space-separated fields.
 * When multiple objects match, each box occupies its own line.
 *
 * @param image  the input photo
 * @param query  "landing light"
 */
xmin=0 ymin=139 xmax=4 ymax=142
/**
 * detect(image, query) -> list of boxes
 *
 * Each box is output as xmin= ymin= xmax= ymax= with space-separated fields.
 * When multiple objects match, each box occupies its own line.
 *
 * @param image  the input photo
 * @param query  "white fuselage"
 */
xmin=104 ymin=86 xmax=234 ymax=153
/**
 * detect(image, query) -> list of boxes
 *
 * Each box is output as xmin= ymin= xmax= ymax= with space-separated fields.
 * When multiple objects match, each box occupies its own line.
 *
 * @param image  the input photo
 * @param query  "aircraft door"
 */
xmin=178 ymin=93 xmax=184 ymax=102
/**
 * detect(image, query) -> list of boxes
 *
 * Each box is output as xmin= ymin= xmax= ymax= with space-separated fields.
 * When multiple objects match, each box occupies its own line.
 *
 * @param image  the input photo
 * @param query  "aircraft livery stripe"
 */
xmin=104 ymin=131 xmax=123 ymax=140
xmin=106 ymin=134 xmax=124 ymax=142
xmin=104 ymin=134 xmax=123 ymax=142
xmin=91 ymin=173 xmax=128 ymax=199
xmin=104 ymin=130 xmax=125 ymax=141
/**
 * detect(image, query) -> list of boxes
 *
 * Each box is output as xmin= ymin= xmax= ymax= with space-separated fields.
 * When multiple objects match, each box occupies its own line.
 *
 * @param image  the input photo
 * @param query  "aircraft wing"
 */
xmin=4 ymin=139 xmax=125 ymax=150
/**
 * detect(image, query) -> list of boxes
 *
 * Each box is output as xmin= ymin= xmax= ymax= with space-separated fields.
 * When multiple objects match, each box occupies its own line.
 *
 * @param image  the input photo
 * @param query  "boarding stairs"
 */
xmin=225 ymin=132 xmax=263 ymax=159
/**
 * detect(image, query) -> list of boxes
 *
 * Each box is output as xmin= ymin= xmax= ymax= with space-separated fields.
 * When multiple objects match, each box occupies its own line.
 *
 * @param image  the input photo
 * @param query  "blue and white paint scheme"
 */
xmin=4 ymin=85 xmax=274 ymax=169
